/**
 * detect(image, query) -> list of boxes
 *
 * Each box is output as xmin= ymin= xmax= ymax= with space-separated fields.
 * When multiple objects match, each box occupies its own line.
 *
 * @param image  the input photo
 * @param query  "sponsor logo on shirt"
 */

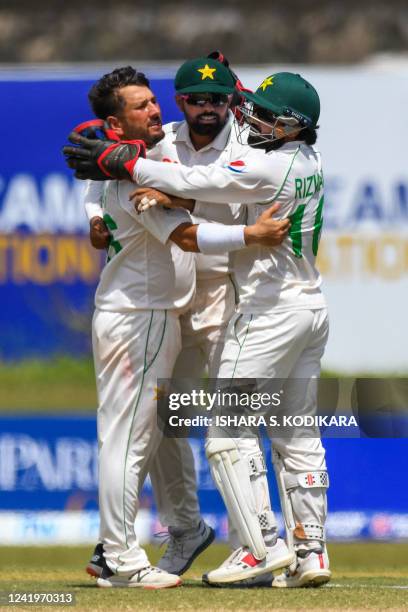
xmin=226 ymin=160 xmax=246 ymax=173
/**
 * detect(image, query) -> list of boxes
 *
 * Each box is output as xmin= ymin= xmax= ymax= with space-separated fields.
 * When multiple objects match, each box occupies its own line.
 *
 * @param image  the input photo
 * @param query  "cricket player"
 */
xmin=148 ymin=56 xmax=252 ymax=576
xmin=65 ymin=71 xmax=331 ymax=588
xmin=84 ymin=56 xmax=284 ymax=584
xmin=63 ymin=65 xmax=289 ymax=588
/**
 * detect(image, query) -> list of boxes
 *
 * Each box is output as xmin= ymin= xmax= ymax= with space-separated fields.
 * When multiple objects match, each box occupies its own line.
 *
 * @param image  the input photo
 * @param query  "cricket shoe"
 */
xmin=204 ymin=572 xmax=273 ymax=588
xmin=86 ymin=542 xmax=104 ymax=578
xmin=157 ymin=519 xmax=215 ymax=575
xmin=272 ymin=548 xmax=331 ymax=588
xmin=97 ymin=564 xmax=182 ymax=589
xmin=203 ymin=538 xmax=295 ymax=585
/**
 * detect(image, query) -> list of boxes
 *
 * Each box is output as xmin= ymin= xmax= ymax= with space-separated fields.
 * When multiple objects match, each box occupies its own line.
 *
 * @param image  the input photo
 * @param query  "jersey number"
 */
xmin=289 ymin=195 xmax=324 ymax=258
xmin=103 ymin=213 xmax=123 ymax=261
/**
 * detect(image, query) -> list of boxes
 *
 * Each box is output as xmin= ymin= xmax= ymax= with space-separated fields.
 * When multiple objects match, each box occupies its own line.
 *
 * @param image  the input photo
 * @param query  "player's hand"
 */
xmin=63 ymin=133 xmax=146 ymax=181
xmin=130 ymin=187 xmax=195 ymax=213
xmin=90 ymin=216 xmax=110 ymax=249
xmin=244 ymin=203 xmax=290 ymax=247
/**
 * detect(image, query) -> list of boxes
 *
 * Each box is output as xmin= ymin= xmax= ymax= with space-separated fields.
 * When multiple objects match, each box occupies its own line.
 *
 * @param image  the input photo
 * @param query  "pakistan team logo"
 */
xmin=259 ymin=76 xmax=274 ymax=91
xmin=197 ymin=64 xmax=217 ymax=80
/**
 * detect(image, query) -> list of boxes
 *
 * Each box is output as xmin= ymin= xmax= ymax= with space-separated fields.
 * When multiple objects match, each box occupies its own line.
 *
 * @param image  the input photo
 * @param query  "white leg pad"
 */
xmin=206 ymin=437 xmax=267 ymax=560
xmin=273 ymin=450 xmax=329 ymax=549
xmin=284 ymin=470 xmax=328 ymax=543
xmin=238 ymin=439 xmax=278 ymax=544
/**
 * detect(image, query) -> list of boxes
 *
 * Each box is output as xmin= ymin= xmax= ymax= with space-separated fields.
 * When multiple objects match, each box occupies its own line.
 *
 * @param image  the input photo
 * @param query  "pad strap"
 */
xmin=284 ymin=471 xmax=329 ymax=491
xmin=293 ymin=522 xmax=325 ymax=541
xmin=258 ymin=510 xmax=275 ymax=531
xmin=248 ymin=452 xmax=267 ymax=477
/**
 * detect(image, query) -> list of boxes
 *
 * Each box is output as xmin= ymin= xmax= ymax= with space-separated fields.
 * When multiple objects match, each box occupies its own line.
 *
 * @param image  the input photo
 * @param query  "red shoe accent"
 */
xmin=318 ymin=553 xmax=324 ymax=569
xmin=241 ymin=553 xmax=260 ymax=567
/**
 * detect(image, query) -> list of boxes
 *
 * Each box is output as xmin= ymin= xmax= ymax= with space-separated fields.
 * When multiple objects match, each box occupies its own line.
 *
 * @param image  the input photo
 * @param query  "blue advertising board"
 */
xmin=1 ymin=67 xmax=408 ymax=372
xmin=0 ymin=72 xmax=182 ymax=360
xmin=0 ymin=415 xmax=407 ymax=543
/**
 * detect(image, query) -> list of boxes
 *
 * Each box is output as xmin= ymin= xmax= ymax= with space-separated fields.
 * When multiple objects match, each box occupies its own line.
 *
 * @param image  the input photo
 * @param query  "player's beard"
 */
xmin=123 ymin=120 xmax=165 ymax=148
xmin=247 ymin=133 xmax=285 ymax=152
xmin=145 ymin=129 xmax=165 ymax=147
xmin=189 ymin=113 xmax=226 ymax=137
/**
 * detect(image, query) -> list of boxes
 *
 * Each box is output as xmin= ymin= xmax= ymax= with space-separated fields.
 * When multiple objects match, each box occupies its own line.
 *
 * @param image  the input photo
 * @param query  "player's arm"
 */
xmin=118 ymin=183 xmax=288 ymax=254
xmin=63 ymin=133 xmax=277 ymax=205
xmin=83 ymin=180 xmax=110 ymax=249
xmin=170 ymin=203 xmax=289 ymax=253
xmin=133 ymin=153 xmax=276 ymax=205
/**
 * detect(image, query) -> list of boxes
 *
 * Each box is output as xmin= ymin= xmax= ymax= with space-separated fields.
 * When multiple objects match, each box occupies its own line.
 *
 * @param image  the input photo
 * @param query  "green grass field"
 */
xmin=1 ymin=361 xmax=407 ymax=609
xmin=1 ymin=543 xmax=407 ymax=610
xmin=0 ymin=358 xmax=97 ymax=412
xmin=0 ymin=357 xmax=404 ymax=413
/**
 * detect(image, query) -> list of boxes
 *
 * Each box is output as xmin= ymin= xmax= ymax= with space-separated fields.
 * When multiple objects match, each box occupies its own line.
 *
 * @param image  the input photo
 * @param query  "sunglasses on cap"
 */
xmin=181 ymin=93 xmax=230 ymax=107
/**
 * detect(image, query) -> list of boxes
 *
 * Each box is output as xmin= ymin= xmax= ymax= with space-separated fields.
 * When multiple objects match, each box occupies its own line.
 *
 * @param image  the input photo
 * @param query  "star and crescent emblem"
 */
xmin=197 ymin=64 xmax=217 ymax=80
xmin=259 ymin=76 xmax=274 ymax=91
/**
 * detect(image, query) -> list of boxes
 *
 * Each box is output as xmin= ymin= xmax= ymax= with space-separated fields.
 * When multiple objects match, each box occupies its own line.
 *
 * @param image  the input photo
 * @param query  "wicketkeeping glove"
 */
xmin=63 ymin=132 xmax=146 ymax=181
xmin=71 ymin=118 xmax=121 ymax=142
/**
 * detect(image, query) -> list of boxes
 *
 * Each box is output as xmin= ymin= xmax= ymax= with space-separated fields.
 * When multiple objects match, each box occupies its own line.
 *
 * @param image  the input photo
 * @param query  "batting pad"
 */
xmin=206 ymin=437 xmax=267 ymax=560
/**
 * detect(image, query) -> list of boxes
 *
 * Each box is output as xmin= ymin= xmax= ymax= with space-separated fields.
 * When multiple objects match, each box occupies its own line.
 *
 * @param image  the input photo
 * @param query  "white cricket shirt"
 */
xmin=84 ymin=114 xmax=243 ymax=281
xmin=159 ymin=115 xmax=243 ymax=280
xmin=133 ymin=141 xmax=327 ymax=314
xmin=94 ymin=179 xmax=195 ymax=312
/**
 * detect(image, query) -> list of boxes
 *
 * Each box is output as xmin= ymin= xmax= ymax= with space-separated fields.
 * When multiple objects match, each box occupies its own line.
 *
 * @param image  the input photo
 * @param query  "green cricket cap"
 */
xmin=242 ymin=72 xmax=320 ymax=128
xmin=175 ymin=57 xmax=236 ymax=94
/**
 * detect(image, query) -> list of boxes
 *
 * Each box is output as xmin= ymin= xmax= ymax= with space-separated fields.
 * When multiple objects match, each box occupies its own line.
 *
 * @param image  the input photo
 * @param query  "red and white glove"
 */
xmin=63 ymin=130 xmax=146 ymax=181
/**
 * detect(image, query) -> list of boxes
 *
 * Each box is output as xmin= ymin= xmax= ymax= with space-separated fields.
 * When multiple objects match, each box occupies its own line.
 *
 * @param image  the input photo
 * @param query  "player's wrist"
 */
xmin=197 ymin=224 xmax=246 ymax=254
xmin=244 ymin=225 xmax=256 ymax=246
xmin=175 ymin=198 xmax=195 ymax=212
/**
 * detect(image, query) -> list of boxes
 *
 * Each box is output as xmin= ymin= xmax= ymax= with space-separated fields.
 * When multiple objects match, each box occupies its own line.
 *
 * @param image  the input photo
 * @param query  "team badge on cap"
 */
xmin=197 ymin=64 xmax=217 ymax=80
xmin=259 ymin=76 xmax=274 ymax=91
xmin=175 ymin=57 xmax=235 ymax=94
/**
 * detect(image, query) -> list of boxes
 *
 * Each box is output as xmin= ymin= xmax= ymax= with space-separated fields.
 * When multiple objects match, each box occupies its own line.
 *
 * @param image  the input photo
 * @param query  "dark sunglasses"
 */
xmin=253 ymin=105 xmax=309 ymax=127
xmin=253 ymin=105 xmax=279 ymax=123
xmin=181 ymin=93 xmax=229 ymax=107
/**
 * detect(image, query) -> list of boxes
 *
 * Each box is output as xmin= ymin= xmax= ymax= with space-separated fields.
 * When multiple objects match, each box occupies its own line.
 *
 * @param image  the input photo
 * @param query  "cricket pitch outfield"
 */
xmin=1 ymin=542 xmax=407 ymax=610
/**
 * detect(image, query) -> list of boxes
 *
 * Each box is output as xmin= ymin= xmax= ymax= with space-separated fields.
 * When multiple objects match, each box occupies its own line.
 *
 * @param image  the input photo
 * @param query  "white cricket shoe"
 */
xmin=97 ymin=565 xmax=182 ymax=589
xmin=205 ymin=572 xmax=273 ymax=588
xmin=203 ymin=538 xmax=295 ymax=585
xmin=157 ymin=519 xmax=215 ymax=575
xmin=272 ymin=548 xmax=331 ymax=588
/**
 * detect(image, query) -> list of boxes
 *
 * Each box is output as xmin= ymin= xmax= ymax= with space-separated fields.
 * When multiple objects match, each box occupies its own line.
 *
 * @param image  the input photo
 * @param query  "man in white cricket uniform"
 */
xmin=65 ymin=65 xmax=290 ymax=588
xmin=124 ymin=73 xmax=331 ymax=587
xmin=84 ymin=57 xmax=274 ymax=578
xmin=146 ymin=59 xmax=247 ymax=573
xmin=82 ymin=67 xmax=196 ymax=588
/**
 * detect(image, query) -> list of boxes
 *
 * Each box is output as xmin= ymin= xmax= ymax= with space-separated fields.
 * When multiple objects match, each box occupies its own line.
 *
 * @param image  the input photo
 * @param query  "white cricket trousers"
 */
xmin=92 ymin=308 xmax=181 ymax=575
xmin=149 ymin=277 xmax=236 ymax=529
xmin=216 ymin=308 xmax=330 ymax=550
